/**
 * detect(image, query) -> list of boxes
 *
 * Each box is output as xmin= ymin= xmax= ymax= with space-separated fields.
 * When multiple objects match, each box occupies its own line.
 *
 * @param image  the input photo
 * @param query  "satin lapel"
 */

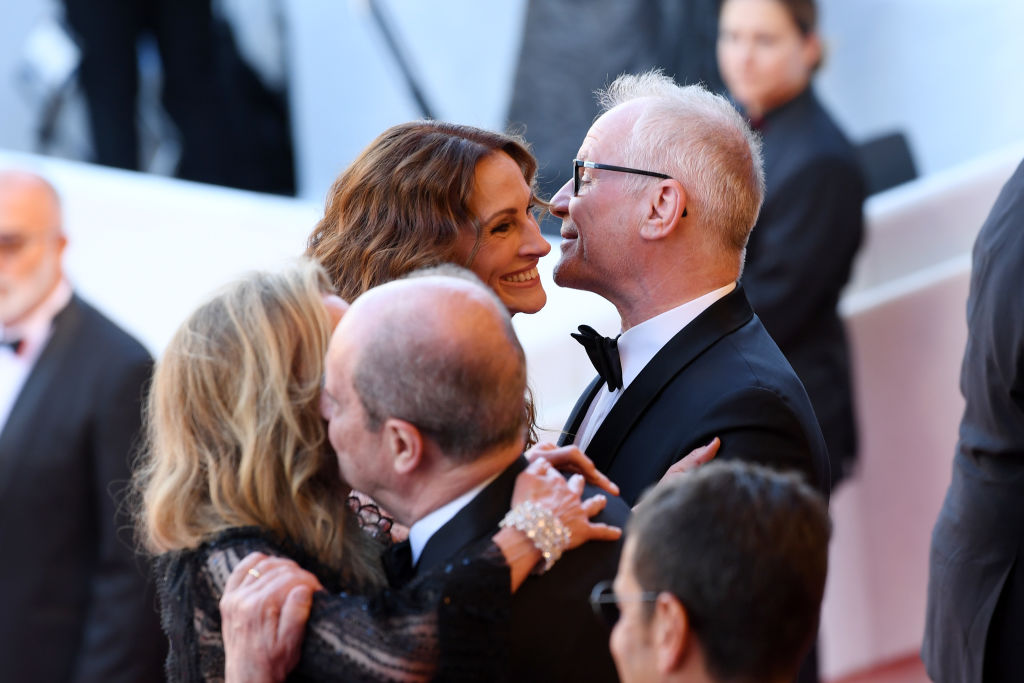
xmin=557 ymin=376 xmax=603 ymax=446
xmin=415 ymin=457 xmax=527 ymax=576
xmin=0 ymin=297 xmax=82 ymax=497
xmin=585 ymin=288 xmax=755 ymax=474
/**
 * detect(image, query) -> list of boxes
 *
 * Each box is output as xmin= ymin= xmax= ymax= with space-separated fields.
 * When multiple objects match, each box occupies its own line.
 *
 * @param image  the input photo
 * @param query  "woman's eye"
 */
xmin=490 ymin=222 xmax=512 ymax=235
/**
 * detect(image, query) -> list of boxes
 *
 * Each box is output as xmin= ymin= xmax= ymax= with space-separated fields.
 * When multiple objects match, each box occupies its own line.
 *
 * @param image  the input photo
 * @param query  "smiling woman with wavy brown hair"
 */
xmin=306 ymin=120 xmax=551 ymax=316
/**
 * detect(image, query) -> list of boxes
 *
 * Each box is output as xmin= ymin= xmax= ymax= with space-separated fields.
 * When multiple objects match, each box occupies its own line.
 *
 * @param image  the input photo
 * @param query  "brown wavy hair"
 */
xmin=307 ymin=121 xmax=544 ymax=444
xmin=306 ymin=120 xmax=542 ymax=303
xmin=135 ymin=259 xmax=383 ymax=588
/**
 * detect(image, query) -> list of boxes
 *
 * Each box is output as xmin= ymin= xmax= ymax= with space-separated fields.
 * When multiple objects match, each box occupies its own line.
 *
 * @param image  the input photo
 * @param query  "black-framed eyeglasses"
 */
xmin=589 ymin=580 xmax=661 ymax=627
xmin=573 ymin=160 xmax=686 ymax=216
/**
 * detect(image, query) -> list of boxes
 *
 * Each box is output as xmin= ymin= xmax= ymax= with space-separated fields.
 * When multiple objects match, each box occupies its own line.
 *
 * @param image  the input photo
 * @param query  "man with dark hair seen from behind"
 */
xmin=603 ymin=460 xmax=830 ymax=683
xmin=0 ymin=170 xmax=165 ymax=681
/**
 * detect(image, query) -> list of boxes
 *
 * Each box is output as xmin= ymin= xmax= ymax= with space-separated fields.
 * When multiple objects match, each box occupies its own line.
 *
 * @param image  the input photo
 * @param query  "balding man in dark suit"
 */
xmin=0 ymin=170 xmax=165 ymax=682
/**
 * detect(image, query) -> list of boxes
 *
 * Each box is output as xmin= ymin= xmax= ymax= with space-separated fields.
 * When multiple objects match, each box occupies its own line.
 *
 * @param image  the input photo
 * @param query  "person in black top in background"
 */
xmin=719 ymin=0 xmax=865 ymax=491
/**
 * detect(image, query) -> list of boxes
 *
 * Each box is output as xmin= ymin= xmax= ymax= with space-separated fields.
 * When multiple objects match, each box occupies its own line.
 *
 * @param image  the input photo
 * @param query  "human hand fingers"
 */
xmin=512 ymin=459 xmax=559 ymax=506
xmin=524 ymin=441 xmax=558 ymax=462
xmin=530 ymin=445 xmax=620 ymax=496
xmin=226 ymin=552 xmax=269 ymax=593
xmin=582 ymin=522 xmax=623 ymax=542
xmin=272 ymin=585 xmax=314 ymax=680
xmin=581 ymin=493 xmax=608 ymax=518
xmin=568 ymin=472 xmax=585 ymax=496
xmin=663 ymin=437 xmax=720 ymax=479
xmin=255 ymin=562 xmax=323 ymax=599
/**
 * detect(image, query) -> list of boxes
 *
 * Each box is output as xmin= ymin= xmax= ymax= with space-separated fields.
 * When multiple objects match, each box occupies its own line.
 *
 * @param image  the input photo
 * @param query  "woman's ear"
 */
xmin=321 ymin=294 xmax=349 ymax=331
xmin=803 ymin=32 xmax=823 ymax=72
xmin=640 ymin=180 xmax=687 ymax=241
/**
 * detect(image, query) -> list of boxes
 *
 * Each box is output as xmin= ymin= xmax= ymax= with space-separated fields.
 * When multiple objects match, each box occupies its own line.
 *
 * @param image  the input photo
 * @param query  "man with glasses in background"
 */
xmin=591 ymin=460 xmax=829 ymax=683
xmin=0 ymin=170 xmax=164 ymax=681
xmin=551 ymin=71 xmax=830 ymax=506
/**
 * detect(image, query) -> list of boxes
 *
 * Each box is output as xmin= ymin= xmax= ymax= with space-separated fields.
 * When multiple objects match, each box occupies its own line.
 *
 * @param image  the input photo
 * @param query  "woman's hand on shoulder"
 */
xmin=524 ymin=441 xmax=619 ymax=496
xmin=512 ymin=458 xmax=622 ymax=550
xmin=660 ymin=437 xmax=720 ymax=483
xmin=220 ymin=552 xmax=324 ymax=683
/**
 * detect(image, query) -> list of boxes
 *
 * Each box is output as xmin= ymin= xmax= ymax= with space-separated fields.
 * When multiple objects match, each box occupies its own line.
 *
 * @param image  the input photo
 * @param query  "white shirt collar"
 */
xmin=0 ymin=278 xmax=73 ymax=362
xmin=574 ymin=282 xmax=736 ymax=452
xmin=407 ymin=470 xmax=501 ymax=565
xmin=615 ymin=281 xmax=736 ymax=390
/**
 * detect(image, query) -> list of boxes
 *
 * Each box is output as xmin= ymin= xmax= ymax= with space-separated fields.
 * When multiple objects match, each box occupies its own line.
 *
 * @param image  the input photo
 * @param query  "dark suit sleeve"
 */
xmin=691 ymin=385 xmax=828 ymax=494
xmin=72 ymin=353 xmax=166 ymax=683
xmin=743 ymin=159 xmax=864 ymax=350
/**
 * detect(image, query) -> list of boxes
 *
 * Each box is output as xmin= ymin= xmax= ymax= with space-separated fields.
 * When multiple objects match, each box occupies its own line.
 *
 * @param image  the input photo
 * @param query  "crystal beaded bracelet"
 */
xmin=499 ymin=500 xmax=572 ymax=573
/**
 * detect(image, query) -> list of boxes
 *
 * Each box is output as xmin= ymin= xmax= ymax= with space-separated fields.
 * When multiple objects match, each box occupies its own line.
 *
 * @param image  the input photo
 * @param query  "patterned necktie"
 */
xmin=571 ymin=325 xmax=623 ymax=391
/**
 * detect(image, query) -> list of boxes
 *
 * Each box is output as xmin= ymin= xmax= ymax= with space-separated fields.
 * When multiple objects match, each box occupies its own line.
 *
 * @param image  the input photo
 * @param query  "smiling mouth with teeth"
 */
xmin=501 ymin=267 xmax=540 ymax=283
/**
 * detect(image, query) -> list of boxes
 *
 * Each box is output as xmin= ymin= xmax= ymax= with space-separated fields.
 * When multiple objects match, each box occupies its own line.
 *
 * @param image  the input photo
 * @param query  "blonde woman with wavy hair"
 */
xmin=136 ymin=259 xmax=613 ymax=681
xmin=138 ymin=259 xmax=379 ymax=581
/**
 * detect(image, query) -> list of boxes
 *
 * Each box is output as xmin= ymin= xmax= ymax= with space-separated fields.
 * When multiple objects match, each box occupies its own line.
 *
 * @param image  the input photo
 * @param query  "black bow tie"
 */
xmin=571 ymin=325 xmax=623 ymax=391
xmin=1 ymin=338 xmax=22 ymax=355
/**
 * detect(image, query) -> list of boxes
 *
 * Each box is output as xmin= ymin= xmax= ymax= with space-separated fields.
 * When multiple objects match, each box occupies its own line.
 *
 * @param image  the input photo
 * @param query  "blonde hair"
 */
xmin=136 ymin=259 xmax=382 ymax=588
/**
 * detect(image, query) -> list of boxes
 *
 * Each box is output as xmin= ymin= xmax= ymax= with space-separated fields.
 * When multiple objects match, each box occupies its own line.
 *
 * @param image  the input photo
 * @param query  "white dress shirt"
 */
xmin=574 ymin=282 xmax=736 ymax=451
xmin=0 ymin=279 xmax=73 ymax=433
xmin=407 ymin=470 xmax=501 ymax=565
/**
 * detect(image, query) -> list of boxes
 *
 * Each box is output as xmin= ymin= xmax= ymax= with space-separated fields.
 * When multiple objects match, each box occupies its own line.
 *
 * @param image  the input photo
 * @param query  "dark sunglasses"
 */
xmin=589 ymin=580 xmax=660 ymax=627
xmin=572 ymin=160 xmax=686 ymax=216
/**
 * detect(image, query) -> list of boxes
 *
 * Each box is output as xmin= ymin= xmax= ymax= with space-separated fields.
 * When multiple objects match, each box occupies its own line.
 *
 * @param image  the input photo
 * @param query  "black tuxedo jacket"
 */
xmin=560 ymin=287 xmax=830 ymax=506
xmin=741 ymin=87 xmax=865 ymax=489
xmin=410 ymin=456 xmax=628 ymax=683
xmin=0 ymin=295 xmax=166 ymax=682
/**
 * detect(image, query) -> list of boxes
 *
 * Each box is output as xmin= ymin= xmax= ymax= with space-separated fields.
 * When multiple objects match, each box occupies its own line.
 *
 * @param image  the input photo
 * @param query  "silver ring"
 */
xmin=248 ymin=568 xmax=261 ymax=579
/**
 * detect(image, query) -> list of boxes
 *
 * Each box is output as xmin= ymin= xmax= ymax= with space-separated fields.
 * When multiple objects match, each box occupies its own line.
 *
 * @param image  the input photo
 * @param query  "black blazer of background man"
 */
xmin=0 ymin=171 xmax=165 ymax=682
xmin=0 ymin=297 xmax=165 ymax=682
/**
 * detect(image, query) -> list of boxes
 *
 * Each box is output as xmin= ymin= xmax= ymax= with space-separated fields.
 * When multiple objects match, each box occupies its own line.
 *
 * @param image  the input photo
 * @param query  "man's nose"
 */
xmin=550 ymin=178 xmax=573 ymax=219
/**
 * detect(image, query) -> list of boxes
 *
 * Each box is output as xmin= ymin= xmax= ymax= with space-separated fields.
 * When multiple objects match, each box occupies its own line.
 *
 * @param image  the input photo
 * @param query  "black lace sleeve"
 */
xmin=296 ymin=539 xmax=512 ymax=682
xmin=347 ymin=495 xmax=395 ymax=544
xmin=155 ymin=528 xmax=512 ymax=683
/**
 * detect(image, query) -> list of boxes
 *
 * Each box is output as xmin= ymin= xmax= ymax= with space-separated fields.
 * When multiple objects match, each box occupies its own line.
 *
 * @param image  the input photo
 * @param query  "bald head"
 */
xmin=0 ymin=171 xmax=66 ymax=325
xmin=329 ymin=271 xmax=527 ymax=461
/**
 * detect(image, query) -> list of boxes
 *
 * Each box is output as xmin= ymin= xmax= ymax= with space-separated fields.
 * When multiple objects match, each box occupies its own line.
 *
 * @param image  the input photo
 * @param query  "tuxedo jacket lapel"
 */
xmin=0 ymin=298 xmax=80 ymax=497
xmin=557 ymin=377 xmax=603 ymax=447
xmin=585 ymin=288 xmax=755 ymax=474
xmin=414 ymin=457 xmax=527 ymax=576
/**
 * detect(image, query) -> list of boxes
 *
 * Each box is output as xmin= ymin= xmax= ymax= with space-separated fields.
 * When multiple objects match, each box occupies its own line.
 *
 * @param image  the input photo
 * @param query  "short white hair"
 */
xmin=596 ymin=71 xmax=765 ymax=254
